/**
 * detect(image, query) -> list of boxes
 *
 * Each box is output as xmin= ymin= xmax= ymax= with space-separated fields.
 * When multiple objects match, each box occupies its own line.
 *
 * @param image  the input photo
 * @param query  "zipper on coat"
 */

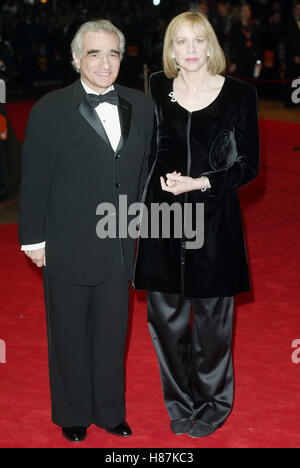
xmin=181 ymin=112 xmax=192 ymax=294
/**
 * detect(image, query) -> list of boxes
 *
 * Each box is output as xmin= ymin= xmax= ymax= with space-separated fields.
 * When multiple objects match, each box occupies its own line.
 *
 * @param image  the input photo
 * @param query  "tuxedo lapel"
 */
xmin=78 ymin=94 xmax=111 ymax=149
xmin=76 ymin=80 xmax=132 ymax=154
xmin=115 ymin=96 xmax=131 ymax=155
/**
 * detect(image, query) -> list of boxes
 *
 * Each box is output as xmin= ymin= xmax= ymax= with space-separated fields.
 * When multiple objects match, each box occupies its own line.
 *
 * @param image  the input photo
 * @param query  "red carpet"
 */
xmin=4 ymin=101 xmax=35 ymax=143
xmin=1 ymin=106 xmax=300 ymax=447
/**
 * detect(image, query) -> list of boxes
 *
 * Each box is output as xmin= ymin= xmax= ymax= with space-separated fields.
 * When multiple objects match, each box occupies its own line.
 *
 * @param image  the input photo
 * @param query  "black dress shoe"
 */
xmin=105 ymin=422 xmax=132 ymax=437
xmin=62 ymin=426 xmax=87 ymax=442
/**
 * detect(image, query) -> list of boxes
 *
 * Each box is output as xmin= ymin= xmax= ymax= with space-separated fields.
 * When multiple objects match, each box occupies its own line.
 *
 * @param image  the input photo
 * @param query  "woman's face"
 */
xmin=172 ymin=22 xmax=209 ymax=74
xmin=240 ymin=6 xmax=251 ymax=23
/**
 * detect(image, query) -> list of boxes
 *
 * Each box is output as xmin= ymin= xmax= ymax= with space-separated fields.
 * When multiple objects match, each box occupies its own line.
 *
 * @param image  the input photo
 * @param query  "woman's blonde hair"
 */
xmin=163 ymin=11 xmax=226 ymax=78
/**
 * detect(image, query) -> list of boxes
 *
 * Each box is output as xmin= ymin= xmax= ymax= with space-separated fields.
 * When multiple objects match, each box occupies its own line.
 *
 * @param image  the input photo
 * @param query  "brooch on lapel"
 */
xmin=169 ymin=92 xmax=177 ymax=103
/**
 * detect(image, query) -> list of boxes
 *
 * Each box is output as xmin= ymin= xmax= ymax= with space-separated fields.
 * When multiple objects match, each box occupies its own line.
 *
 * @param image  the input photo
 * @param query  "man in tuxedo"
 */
xmin=18 ymin=20 xmax=154 ymax=443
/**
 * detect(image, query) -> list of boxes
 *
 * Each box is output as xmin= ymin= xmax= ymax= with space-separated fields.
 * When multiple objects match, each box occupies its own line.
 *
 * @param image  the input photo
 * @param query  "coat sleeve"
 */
xmin=18 ymin=101 xmax=58 ymax=245
xmin=201 ymin=85 xmax=260 ymax=196
xmin=147 ymin=79 xmax=158 ymax=175
xmin=137 ymin=98 xmax=155 ymax=203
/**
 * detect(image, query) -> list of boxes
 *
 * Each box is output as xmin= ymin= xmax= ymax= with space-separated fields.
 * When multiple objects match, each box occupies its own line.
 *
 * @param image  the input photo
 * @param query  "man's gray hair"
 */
xmin=71 ymin=20 xmax=126 ymax=72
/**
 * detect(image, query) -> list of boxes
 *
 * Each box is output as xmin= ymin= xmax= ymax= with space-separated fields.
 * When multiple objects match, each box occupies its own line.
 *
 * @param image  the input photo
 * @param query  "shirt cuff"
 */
xmin=21 ymin=242 xmax=46 ymax=251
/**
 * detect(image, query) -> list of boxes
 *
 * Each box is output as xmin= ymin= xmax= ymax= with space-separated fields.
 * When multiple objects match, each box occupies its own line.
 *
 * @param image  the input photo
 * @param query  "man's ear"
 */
xmin=72 ymin=53 xmax=81 ymax=71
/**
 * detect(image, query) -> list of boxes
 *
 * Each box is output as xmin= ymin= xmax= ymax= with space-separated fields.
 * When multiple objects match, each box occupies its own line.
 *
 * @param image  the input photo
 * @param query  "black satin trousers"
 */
xmin=148 ymin=292 xmax=234 ymax=428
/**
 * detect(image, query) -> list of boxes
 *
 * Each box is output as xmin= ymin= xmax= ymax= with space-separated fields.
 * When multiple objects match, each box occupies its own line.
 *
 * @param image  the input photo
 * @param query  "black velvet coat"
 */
xmin=133 ymin=72 xmax=260 ymax=298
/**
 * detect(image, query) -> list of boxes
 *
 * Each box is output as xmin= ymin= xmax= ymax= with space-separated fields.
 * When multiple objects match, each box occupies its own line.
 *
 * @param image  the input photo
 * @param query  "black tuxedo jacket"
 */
xmin=18 ymin=79 xmax=154 ymax=285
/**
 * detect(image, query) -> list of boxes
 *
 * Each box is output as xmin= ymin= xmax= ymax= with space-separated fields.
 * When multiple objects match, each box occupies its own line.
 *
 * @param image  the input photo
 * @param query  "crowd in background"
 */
xmin=0 ymin=0 xmax=300 ymax=100
xmin=0 ymin=0 xmax=299 ymax=204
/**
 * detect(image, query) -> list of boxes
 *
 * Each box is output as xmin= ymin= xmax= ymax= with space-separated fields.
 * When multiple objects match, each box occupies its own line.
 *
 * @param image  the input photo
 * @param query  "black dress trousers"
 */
xmin=148 ymin=292 xmax=234 ymax=428
xmin=43 ymin=241 xmax=130 ymax=429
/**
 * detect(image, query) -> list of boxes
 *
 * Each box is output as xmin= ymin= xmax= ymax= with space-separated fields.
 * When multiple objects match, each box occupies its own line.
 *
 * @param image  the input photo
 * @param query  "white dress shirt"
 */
xmin=21 ymin=80 xmax=121 ymax=252
xmin=81 ymin=80 xmax=121 ymax=152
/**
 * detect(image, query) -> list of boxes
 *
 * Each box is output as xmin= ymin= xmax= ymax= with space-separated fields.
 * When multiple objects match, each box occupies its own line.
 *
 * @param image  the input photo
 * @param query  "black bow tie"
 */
xmin=86 ymin=90 xmax=119 ymax=108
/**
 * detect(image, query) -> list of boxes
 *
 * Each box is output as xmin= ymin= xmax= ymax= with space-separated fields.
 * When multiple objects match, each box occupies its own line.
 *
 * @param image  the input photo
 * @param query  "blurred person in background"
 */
xmin=0 ymin=23 xmax=18 ymax=83
xmin=211 ymin=1 xmax=232 ymax=53
xmin=284 ymin=1 xmax=300 ymax=107
xmin=252 ymin=0 xmax=272 ymax=24
xmin=261 ymin=8 xmax=284 ymax=81
xmin=0 ymin=103 xmax=21 ymax=203
xmin=228 ymin=3 xmax=263 ymax=78
xmin=14 ymin=13 xmax=39 ymax=90
xmin=197 ymin=0 xmax=209 ymax=17
xmin=0 ymin=103 xmax=9 ymax=202
xmin=0 ymin=22 xmax=20 ymax=204
xmin=2 ymin=0 xmax=19 ymax=15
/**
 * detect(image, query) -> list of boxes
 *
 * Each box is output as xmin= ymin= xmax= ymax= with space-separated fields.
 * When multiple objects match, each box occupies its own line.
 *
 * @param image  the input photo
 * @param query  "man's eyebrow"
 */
xmin=86 ymin=49 xmax=121 ymax=55
xmin=86 ymin=49 xmax=100 ymax=55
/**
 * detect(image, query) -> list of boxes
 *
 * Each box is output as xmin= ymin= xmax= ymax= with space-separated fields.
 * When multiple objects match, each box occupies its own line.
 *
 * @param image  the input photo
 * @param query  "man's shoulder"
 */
xmin=149 ymin=71 xmax=170 ymax=97
xmin=116 ymin=84 xmax=152 ymax=107
xmin=31 ymin=81 xmax=80 ymax=114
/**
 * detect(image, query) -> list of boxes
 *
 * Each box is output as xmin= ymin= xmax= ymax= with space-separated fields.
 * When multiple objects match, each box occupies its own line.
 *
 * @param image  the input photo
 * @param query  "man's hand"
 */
xmin=24 ymin=248 xmax=46 ymax=268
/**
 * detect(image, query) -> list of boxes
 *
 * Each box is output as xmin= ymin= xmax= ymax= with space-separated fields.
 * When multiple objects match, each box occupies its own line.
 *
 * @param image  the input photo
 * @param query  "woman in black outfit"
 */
xmin=228 ymin=3 xmax=262 ymax=78
xmin=133 ymin=11 xmax=260 ymax=438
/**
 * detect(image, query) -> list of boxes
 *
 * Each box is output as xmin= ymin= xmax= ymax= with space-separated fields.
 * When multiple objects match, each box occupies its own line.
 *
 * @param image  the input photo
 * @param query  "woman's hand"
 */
xmin=160 ymin=172 xmax=211 ymax=196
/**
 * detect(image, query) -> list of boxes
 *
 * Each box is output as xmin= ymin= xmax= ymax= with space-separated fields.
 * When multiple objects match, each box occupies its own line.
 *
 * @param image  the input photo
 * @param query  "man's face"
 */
xmin=74 ymin=30 xmax=121 ymax=94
